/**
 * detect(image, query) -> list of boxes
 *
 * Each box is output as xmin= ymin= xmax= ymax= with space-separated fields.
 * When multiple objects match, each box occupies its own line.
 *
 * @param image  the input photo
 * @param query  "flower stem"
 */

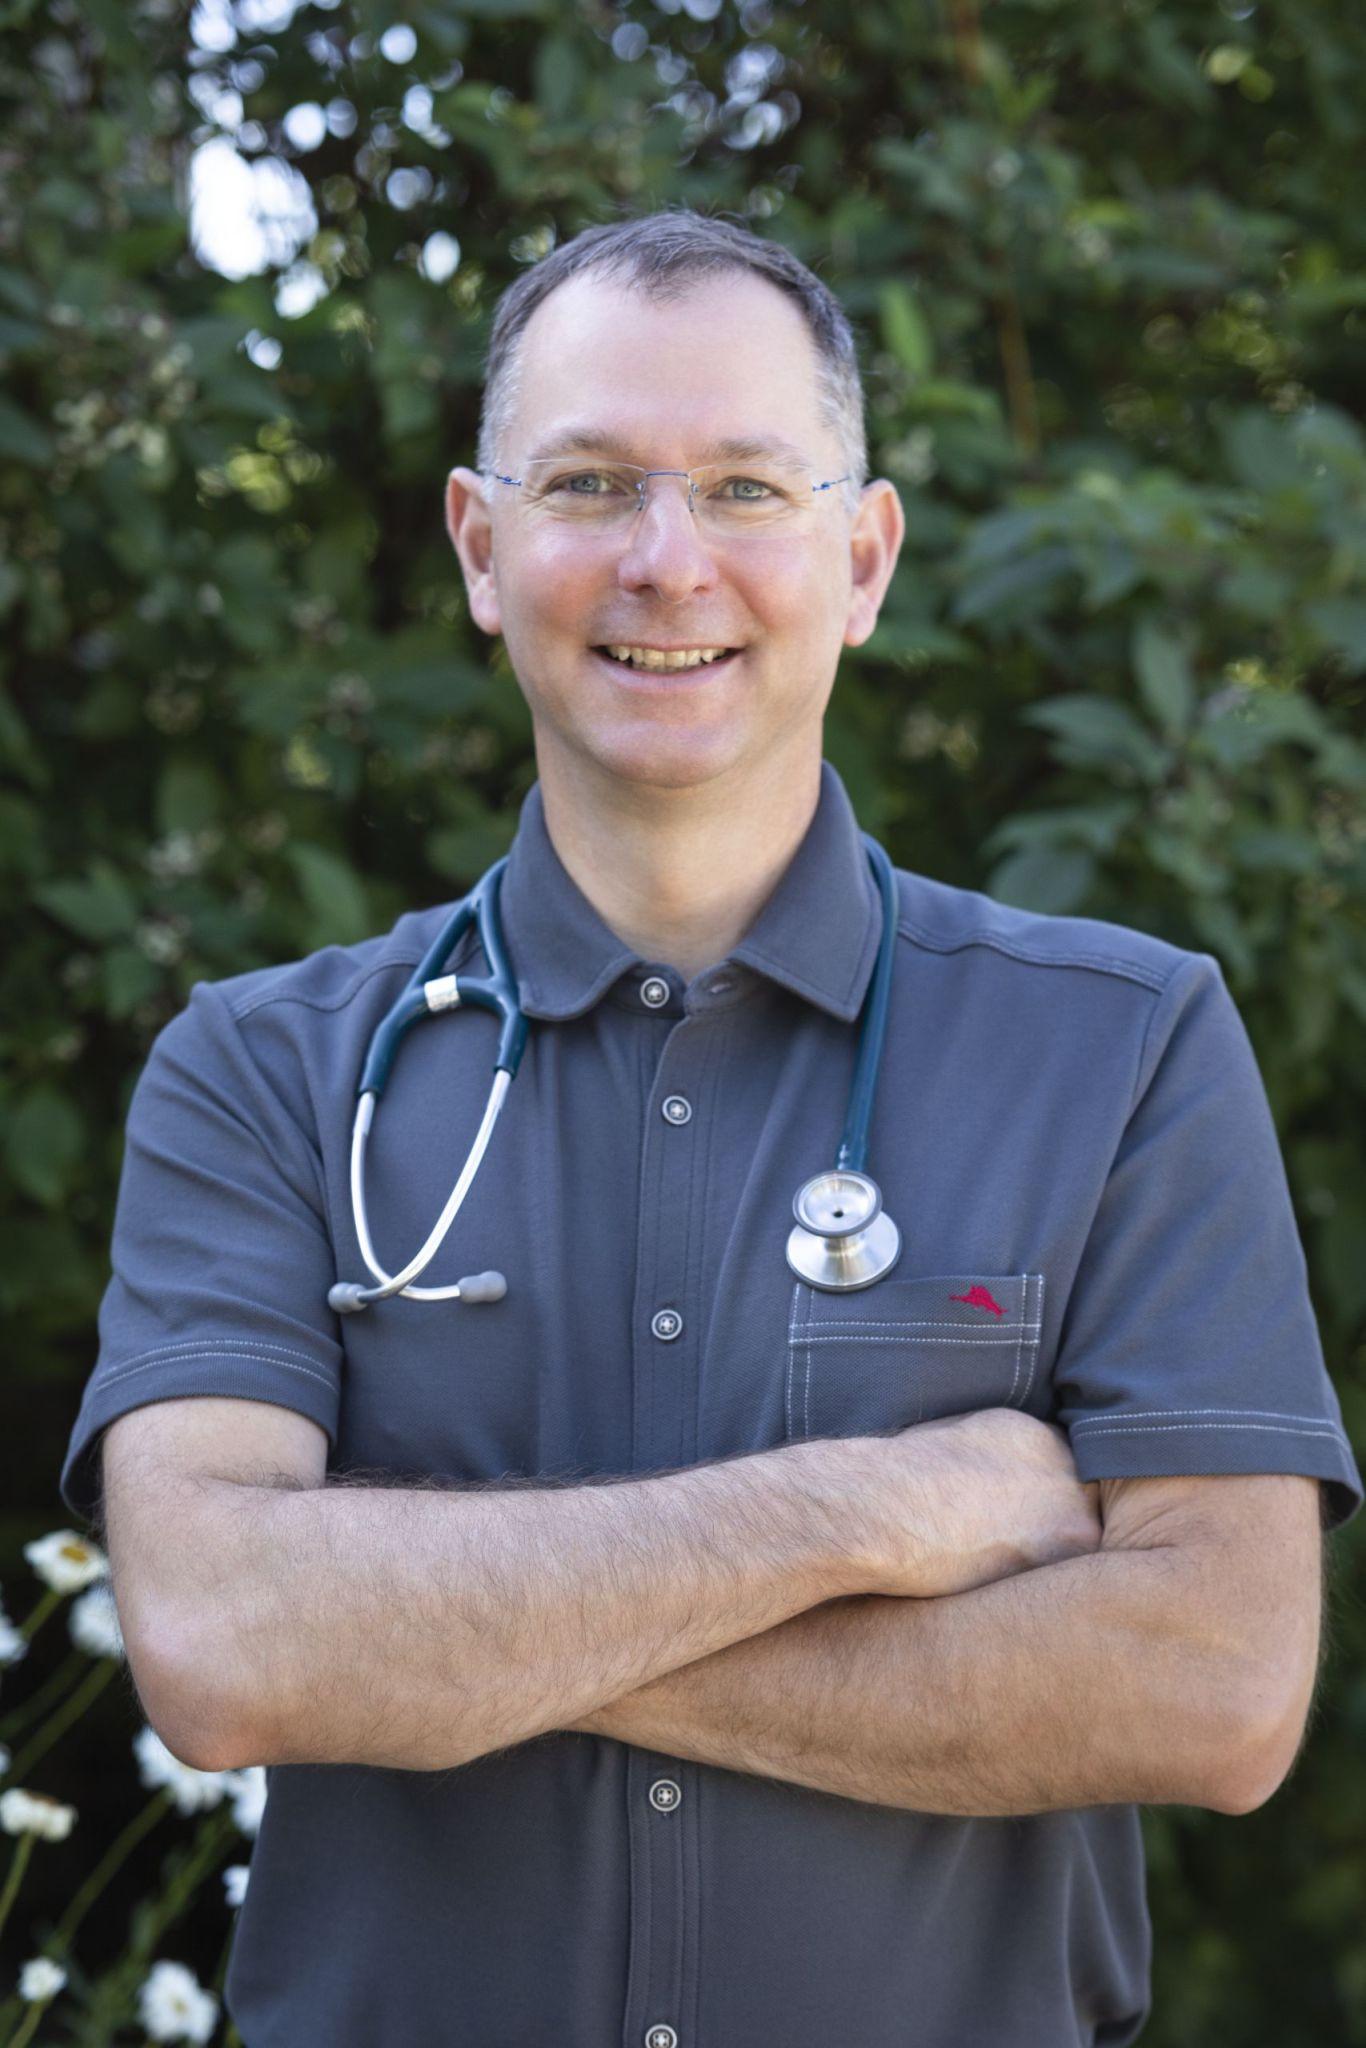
xmin=5 ymin=1993 xmax=49 ymax=2048
xmin=6 ymin=1660 xmax=116 ymax=1783
xmin=48 ymin=1788 xmax=172 ymax=1956
xmin=126 ymin=1805 xmax=238 ymax=1967
xmin=16 ymin=1590 xmax=62 ymax=1642
xmin=0 ymin=1832 xmax=35 ymax=1948
xmin=0 ymin=1649 xmax=87 ymax=1742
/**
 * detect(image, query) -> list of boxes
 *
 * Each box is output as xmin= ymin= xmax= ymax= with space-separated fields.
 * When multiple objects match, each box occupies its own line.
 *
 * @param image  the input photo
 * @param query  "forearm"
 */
xmin=169 ymin=1441 xmax=863 ymax=1774
xmin=577 ymin=1543 xmax=1251 ymax=1816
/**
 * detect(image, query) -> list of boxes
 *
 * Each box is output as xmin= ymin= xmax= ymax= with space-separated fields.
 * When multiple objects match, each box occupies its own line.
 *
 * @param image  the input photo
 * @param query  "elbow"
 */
xmin=1191 ymin=1664 xmax=1312 ymax=1817
xmin=125 ymin=1607 xmax=259 ymax=1776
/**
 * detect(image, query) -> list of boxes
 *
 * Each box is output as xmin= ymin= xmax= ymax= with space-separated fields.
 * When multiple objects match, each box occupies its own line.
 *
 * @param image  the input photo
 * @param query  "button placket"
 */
xmin=625 ymin=1009 xmax=715 ymax=2048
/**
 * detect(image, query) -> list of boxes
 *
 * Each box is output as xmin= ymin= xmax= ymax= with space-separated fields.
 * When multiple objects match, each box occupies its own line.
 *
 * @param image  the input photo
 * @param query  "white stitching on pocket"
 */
xmin=785 ymin=1274 xmax=1045 ymax=1437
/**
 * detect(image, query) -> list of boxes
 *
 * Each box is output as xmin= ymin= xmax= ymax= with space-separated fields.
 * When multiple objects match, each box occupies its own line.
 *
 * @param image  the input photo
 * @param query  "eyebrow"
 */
xmin=523 ymin=425 xmax=815 ymax=466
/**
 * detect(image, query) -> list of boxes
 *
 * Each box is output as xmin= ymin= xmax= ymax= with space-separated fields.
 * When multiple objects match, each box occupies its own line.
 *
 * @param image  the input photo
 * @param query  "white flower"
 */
xmin=19 ymin=1956 xmax=67 ymax=2001
xmin=0 ymin=1613 xmax=27 ymax=1667
xmin=69 ymin=1582 xmax=126 ymax=1660
xmin=133 ymin=1727 xmax=229 ymax=1815
xmin=222 ymin=1764 xmax=267 ymax=1838
xmin=138 ymin=1959 xmax=220 ymax=2043
xmin=223 ymin=1862 xmax=250 ymax=1909
xmin=1 ymin=1789 xmax=77 ymax=1840
xmin=23 ymin=1531 xmax=108 ymax=1595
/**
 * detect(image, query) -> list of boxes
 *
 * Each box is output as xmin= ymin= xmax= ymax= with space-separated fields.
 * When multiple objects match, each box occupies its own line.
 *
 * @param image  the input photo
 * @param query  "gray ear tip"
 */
xmin=459 ymin=1271 xmax=508 ymax=1304
xmin=328 ymin=1282 xmax=370 ymax=1315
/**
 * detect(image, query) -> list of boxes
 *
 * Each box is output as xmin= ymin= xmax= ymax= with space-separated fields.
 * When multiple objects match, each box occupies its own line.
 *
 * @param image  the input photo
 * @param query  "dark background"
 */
xmin=2 ymin=0 xmax=1364 ymax=2039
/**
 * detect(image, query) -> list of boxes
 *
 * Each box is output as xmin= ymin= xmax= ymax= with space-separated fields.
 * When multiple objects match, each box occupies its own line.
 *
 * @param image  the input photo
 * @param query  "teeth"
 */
xmin=605 ymin=646 xmax=732 ymax=671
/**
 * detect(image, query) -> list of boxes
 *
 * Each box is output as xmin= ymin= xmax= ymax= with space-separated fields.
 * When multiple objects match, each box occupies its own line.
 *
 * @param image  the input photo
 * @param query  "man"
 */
xmin=62 ymin=209 xmax=1361 ymax=2048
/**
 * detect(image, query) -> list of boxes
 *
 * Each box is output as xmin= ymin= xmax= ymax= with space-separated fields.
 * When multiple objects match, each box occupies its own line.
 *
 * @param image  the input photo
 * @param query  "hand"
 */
xmin=837 ymin=1408 xmax=1102 ymax=1600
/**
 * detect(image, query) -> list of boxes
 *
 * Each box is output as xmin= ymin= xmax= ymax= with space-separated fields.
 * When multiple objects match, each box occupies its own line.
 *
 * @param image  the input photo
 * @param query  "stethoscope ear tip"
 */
xmin=457 ymin=1270 xmax=507 ymax=1303
xmin=329 ymin=1281 xmax=372 ymax=1315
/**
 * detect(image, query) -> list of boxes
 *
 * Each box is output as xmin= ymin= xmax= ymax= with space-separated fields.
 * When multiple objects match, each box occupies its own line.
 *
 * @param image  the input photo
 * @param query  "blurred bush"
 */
xmin=1 ymin=0 xmax=1363 ymax=2038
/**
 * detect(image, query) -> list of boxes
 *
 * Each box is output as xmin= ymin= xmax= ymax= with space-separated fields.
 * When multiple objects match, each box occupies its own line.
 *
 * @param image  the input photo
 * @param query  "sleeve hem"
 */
xmin=59 ymin=1354 xmax=341 ymax=1528
xmin=1070 ymin=1418 xmax=1364 ymax=1531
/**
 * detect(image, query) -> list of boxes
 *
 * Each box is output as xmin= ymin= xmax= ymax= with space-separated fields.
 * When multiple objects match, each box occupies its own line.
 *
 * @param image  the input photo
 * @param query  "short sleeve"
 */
xmin=59 ymin=981 xmax=343 ymax=1526
xmin=1055 ymin=953 xmax=1362 ymax=1530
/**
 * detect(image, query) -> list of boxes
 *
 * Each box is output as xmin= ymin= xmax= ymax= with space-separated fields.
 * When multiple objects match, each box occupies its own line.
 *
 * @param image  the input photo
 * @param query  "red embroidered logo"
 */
xmin=949 ymin=1286 xmax=1005 ymax=1317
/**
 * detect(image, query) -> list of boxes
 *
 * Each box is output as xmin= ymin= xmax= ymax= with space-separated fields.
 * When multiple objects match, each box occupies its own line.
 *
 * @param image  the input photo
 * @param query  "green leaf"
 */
xmin=533 ymin=31 xmax=582 ymax=120
xmin=985 ymin=800 xmax=1137 ymax=859
xmin=1132 ymin=617 xmax=1195 ymax=733
xmin=6 ymin=1086 xmax=85 ymax=1206
xmin=951 ymin=544 xmax=1075 ymax=626
xmin=286 ymin=843 xmax=372 ymax=947
xmin=879 ymin=281 xmax=934 ymax=378
xmin=988 ymin=845 xmax=1097 ymax=915
xmin=102 ymin=945 xmax=159 ymax=1019
xmin=156 ymin=759 xmax=223 ymax=836
xmin=35 ymin=861 xmax=139 ymax=941
xmin=1025 ymin=695 xmax=1169 ymax=781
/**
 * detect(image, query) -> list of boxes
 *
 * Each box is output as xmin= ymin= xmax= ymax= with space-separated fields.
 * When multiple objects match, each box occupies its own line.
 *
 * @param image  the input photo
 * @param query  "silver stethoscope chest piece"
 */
xmin=787 ymin=1169 xmax=901 ymax=1292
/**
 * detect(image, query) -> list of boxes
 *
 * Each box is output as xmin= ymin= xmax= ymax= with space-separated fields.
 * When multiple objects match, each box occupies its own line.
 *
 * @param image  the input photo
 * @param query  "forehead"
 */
xmin=505 ymin=268 xmax=830 ymax=461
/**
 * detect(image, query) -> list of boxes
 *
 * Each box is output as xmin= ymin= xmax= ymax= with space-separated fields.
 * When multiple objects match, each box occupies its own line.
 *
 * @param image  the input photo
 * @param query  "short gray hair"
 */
xmin=474 ymin=206 xmax=867 ymax=507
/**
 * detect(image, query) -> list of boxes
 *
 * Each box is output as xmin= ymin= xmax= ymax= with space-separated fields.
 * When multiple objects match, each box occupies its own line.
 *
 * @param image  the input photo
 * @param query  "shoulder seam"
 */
xmin=894 ymin=916 xmax=1174 ymax=994
xmin=226 ymin=955 xmax=426 ymax=1024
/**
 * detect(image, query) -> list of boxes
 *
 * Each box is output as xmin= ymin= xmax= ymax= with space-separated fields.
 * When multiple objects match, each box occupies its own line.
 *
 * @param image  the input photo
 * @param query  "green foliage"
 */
xmin=3 ymin=0 xmax=1364 ymax=2036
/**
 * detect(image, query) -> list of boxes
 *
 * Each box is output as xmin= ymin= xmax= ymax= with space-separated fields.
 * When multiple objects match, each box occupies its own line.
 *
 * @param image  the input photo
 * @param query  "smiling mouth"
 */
xmin=592 ymin=646 xmax=742 ymax=674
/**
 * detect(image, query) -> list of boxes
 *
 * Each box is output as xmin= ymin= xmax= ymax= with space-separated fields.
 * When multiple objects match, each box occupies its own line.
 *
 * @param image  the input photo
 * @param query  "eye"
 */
xmin=715 ymin=474 xmax=778 ymax=501
xmin=551 ymin=469 xmax=625 ymax=496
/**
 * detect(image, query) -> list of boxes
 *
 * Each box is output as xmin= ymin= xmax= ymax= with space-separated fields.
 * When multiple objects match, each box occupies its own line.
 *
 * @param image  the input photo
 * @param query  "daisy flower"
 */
xmin=138 ymin=1959 xmax=219 ymax=2043
xmin=133 ymin=1727 xmax=229 ymax=1815
xmin=69 ymin=1581 xmax=125 ymax=1660
xmin=22 ymin=1532 xmax=108 ymax=1596
xmin=0 ymin=1789 xmax=77 ymax=1841
xmin=18 ymin=1956 xmax=67 ymax=2001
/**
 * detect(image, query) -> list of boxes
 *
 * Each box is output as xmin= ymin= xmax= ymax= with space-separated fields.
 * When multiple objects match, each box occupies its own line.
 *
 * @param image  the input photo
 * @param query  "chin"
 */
xmin=578 ymin=724 xmax=752 ymax=791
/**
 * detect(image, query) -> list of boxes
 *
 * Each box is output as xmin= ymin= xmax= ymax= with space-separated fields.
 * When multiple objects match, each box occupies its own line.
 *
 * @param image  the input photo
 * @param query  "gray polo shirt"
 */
xmin=60 ymin=759 xmax=1362 ymax=2048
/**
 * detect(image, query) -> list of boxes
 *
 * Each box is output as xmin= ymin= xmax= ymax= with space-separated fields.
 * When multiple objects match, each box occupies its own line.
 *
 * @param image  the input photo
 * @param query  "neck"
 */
xmin=535 ymin=742 xmax=825 ymax=985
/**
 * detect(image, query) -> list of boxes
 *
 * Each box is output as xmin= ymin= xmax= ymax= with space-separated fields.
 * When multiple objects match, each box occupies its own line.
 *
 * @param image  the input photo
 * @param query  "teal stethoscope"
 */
xmin=327 ymin=836 xmax=902 ymax=1315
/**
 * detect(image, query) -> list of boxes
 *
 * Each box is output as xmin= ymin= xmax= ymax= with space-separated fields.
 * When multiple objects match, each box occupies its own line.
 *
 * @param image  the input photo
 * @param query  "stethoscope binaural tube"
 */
xmin=328 ymin=858 xmax=527 ymax=1315
xmin=785 ymin=835 xmax=902 ymax=1292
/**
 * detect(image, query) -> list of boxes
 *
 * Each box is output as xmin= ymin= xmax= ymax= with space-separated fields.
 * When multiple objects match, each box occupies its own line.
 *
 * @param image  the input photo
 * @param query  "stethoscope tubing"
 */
xmin=331 ymin=830 xmax=901 ymax=1312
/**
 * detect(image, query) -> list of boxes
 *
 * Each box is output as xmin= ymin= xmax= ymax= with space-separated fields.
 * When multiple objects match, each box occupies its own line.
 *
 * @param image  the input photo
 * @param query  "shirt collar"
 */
xmin=499 ymin=758 xmax=883 ymax=1025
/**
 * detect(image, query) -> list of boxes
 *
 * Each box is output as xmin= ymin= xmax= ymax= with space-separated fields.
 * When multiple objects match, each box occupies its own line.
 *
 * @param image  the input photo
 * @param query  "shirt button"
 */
xmin=649 ymin=1778 xmax=681 ymax=1812
xmin=640 ymin=976 xmax=670 ymax=1009
xmin=661 ymin=1095 xmax=692 ymax=1126
xmin=650 ymin=1308 xmax=682 ymax=1342
xmin=645 ymin=2029 xmax=678 ymax=2048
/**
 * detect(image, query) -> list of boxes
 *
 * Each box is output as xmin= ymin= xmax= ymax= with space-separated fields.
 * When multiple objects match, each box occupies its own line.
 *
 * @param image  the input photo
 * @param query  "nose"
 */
xmin=614 ymin=473 xmax=721 ymax=603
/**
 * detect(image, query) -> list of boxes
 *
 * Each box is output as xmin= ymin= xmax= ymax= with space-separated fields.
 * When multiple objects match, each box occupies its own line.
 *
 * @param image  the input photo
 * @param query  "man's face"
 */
xmin=446 ymin=268 xmax=903 ymax=794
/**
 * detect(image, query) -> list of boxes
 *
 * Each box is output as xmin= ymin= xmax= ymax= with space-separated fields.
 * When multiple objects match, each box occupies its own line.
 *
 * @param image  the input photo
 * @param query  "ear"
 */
xmin=842 ymin=479 xmax=905 ymax=649
xmin=445 ymin=466 xmax=502 ymax=639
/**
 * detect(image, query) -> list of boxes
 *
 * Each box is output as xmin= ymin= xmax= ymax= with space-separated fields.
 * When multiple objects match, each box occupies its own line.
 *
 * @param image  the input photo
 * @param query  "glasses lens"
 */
xmin=690 ymin=462 xmax=815 ymax=531
xmin=519 ymin=461 xmax=642 ymax=517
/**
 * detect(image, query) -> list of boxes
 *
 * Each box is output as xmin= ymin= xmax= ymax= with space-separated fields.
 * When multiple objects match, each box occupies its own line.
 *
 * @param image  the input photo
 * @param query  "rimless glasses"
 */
xmin=481 ymin=456 xmax=853 ymax=537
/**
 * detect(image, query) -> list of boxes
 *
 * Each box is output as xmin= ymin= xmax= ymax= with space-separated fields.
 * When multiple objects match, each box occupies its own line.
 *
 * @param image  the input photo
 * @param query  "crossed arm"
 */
xmin=566 ymin=1471 xmax=1326 ymax=1817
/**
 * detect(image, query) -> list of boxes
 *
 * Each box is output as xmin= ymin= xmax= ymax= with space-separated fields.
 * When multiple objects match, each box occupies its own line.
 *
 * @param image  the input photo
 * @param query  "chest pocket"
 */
xmin=785 ymin=1273 xmax=1044 ymax=1443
